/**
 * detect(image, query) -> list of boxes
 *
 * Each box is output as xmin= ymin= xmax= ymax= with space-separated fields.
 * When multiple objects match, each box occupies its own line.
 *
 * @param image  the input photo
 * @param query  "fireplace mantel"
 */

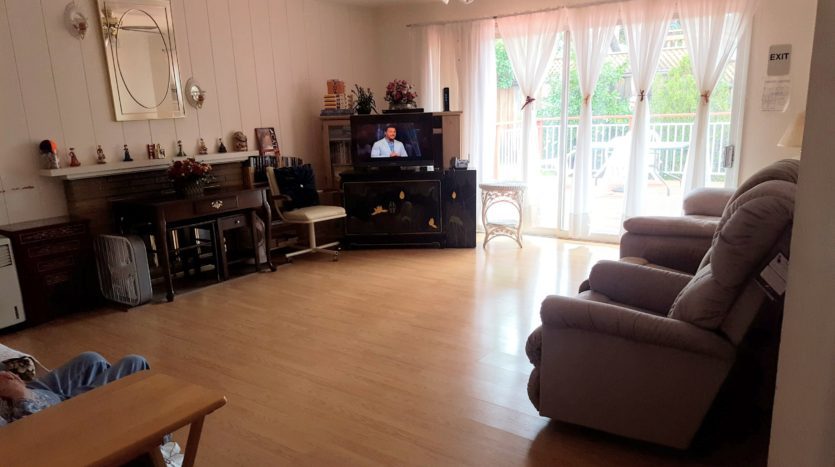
xmin=39 ymin=151 xmax=257 ymax=180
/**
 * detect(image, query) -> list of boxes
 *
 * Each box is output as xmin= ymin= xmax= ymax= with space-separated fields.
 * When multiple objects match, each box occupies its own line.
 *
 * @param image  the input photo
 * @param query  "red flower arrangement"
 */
xmin=385 ymin=79 xmax=418 ymax=106
xmin=167 ymin=158 xmax=213 ymax=186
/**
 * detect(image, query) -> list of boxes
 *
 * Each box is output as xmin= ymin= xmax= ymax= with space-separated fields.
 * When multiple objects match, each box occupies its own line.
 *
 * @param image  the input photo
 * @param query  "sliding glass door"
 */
xmin=493 ymin=18 xmax=747 ymax=242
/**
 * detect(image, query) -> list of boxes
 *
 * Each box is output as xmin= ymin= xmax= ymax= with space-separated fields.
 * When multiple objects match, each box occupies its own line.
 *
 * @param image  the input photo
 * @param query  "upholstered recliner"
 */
xmin=620 ymin=160 xmax=800 ymax=274
xmin=525 ymin=159 xmax=799 ymax=449
xmin=620 ymin=187 xmax=733 ymax=273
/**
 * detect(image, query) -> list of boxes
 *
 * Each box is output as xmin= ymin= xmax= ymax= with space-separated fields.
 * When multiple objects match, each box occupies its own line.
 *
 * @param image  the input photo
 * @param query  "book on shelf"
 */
xmin=330 ymin=141 xmax=351 ymax=165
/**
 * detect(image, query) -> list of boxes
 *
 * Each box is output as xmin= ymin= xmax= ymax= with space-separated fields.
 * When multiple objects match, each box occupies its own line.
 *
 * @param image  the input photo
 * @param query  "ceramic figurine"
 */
xmin=123 ymin=144 xmax=133 ymax=162
xmin=217 ymin=138 xmax=227 ymax=153
xmin=157 ymin=144 xmax=166 ymax=159
xmin=233 ymin=131 xmax=248 ymax=151
xmin=198 ymin=138 xmax=208 ymax=155
xmin=68 ymin=147 xmax=81 ymax=167
xmin=146 ymin=144 xmax=157 ymax=159
xmin=96 ymin=145 xmax=107 ymax=164
xmin=38 ymin=140 xmax=59 ymax=169
xmin=49 ymin=152 xmax=61 ymax=169
xmin=176 ymin=140 xmax=187 ymax=158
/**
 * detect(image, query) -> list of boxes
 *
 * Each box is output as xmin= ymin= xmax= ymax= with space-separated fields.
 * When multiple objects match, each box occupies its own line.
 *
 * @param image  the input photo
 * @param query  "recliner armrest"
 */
xmin=588 ymin=260 xmax=692 ymax=314
xmin=622 ymin=216 xmax=718 ymax=237
xmin=540 ymin=295 xmax=734 ymax=360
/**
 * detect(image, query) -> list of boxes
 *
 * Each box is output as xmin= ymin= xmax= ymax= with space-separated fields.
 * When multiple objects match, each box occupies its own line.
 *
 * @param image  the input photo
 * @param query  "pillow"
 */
xmin=0 ymin=344 xmax=37 ymax=381
xmin=2 ymin=357 xmax=36 ymax=381
xmin=273 ymin=164 xmax=319 ymax=211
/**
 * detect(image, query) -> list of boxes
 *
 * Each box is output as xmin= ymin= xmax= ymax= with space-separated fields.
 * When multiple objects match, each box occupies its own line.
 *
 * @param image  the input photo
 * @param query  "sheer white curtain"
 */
xmin=621 ymin=0 xmax=676 ymax=219
xmin=567 ymin=4 xmax=620 ymax=238
xmin=415 ymin=21 xmax=495 ymax=173
xmin=453 ymin=19 xmax=498 ymax=183
xmin=496 ymin=10 xmax=565 ymax=186
xmin=413 ymin=25 xmax=443 ymax=112
xmin=679 ymin=0 xmax=758 ymax=193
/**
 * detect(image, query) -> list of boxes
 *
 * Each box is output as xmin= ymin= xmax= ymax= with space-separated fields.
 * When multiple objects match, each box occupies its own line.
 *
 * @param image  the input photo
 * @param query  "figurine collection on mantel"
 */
xmin=38 ymin=132 xmax=256 ymax=170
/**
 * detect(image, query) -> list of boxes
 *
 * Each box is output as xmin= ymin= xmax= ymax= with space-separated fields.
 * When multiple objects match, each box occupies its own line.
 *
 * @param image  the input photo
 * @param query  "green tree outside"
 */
xmin=496 ymin=40 xmax=734 ymax=122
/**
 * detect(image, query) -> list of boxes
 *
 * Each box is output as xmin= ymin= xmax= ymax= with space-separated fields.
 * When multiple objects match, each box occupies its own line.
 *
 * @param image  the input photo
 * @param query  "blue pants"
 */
xmin=27 ymin=352 xmax=149 ymax=400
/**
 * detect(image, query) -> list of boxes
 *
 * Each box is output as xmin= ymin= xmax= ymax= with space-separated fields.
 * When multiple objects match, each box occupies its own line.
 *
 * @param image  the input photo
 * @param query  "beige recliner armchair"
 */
xmin=620 ymin=160 xmax=799 ymax=274
xmin=620 ymin=187 xmax=733 ymax=273
xmin=525 ymin=159 xmax=798 ymax=449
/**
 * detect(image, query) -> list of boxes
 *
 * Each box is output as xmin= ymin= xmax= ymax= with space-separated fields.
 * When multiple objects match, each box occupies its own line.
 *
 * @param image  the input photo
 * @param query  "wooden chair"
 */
xmin=265 ymin=166 xmax=346 ymax=261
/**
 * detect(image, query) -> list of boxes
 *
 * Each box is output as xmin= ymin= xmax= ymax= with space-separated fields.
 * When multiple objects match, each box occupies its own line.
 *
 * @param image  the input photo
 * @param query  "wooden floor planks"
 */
xmin=2 ymin=237 xmax=761 ymax=466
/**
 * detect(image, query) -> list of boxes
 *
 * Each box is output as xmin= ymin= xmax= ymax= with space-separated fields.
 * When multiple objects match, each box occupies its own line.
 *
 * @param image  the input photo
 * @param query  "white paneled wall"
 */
xmin=0 ymin=0 xmax=379 ymax=224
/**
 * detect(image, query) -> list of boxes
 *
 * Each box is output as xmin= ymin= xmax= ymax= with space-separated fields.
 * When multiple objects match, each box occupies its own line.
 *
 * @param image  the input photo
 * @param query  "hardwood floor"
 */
xmin=2 ymin=236 xmax=762 ymax=466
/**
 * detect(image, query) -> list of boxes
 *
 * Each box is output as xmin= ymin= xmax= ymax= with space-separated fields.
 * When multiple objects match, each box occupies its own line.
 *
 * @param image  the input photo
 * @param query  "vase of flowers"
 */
xmin=168 ymin=158 xmax=213 ymax=198
xmin=385 ymin=79 xmax=418 ymax=110
xmin=352 ymin=84 xmax=376 ymax=115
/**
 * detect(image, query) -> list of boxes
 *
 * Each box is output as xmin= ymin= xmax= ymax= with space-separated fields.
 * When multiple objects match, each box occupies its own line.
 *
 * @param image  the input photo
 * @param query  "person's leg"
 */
xmin=68 ymin=355 xmax=150 ymax=397
xmin=26 ymin=352 xmax=111 ymax=400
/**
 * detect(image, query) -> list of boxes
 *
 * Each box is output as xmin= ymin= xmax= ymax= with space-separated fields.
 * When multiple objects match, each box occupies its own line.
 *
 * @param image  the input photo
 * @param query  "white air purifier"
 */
xmin=94 ymin=235 xmax=153 ymax=306
xmin=0 ymin=236 xmax=26 ymax=329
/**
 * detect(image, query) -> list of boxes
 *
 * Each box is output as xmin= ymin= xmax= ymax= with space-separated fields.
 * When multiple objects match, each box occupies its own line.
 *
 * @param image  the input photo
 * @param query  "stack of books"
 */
xmin=321 ymin=79 xmax=354 ymax=116
xmin=327 ymin=79 xmax=346 ymax=95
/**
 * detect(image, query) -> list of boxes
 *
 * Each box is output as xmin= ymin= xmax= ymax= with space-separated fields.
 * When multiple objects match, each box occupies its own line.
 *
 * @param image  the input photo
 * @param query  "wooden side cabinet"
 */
xmin=442 ymin=169 xmax=477 ymax=248
xmin=0 ymin=216 xmax=93 ymax=327
xmin=320 ymin=116 xmax=352 ymax=191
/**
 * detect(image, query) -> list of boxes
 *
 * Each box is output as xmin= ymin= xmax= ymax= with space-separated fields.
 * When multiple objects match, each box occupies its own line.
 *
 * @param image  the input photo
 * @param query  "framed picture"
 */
xmin=255 ymin=127 xmax=280 ymax=156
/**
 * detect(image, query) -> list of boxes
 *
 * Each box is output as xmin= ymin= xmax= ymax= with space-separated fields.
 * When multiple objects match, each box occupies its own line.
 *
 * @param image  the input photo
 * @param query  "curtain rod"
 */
xmin=405 ymin=0 xmax=628 ymax=28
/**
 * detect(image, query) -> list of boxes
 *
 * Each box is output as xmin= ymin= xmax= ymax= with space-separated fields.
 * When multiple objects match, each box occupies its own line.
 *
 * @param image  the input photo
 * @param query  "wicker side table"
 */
xmin=479 ymin=181 xmax=526 ymax=248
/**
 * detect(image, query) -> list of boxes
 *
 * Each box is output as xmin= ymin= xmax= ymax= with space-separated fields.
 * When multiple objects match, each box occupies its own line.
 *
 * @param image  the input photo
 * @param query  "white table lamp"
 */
xmin=777 ymin=112 xmax=805 ymax=149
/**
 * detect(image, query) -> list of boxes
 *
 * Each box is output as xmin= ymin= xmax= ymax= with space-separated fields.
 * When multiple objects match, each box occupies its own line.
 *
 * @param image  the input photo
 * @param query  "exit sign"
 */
xmin=768 ymin=44 xmax=792 ymax=76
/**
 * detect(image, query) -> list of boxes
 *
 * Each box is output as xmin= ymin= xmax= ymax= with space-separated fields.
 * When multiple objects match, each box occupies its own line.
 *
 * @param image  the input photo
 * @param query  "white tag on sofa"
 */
xmin=759 ymin=253 xmax=789 ymax=298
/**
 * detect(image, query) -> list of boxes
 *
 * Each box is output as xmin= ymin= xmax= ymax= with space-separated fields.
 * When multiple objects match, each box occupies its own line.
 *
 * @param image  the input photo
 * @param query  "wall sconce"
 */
xmin=185 ymin=78 xmax=207 ymax=109
xmin=65 ymin=2 xmax=89 ymax=40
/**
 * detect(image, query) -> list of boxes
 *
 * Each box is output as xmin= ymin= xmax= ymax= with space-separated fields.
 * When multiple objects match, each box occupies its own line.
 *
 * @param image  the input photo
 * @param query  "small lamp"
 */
xmin=777 ymin=111 xmax=805 ymax=149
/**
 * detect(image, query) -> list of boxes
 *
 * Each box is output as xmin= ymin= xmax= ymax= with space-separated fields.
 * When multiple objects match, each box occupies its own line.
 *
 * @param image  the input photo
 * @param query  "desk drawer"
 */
xmin=193 ymin=195 xmax=239 ymax=215
xmin=218 ymin=214 xmax=247 ymax=231
xmin=27 ymin=239 xmax=82 ymax=259
xmin=19 ymin=223 xmax=86 ymax=245
xmin=35 ymin=255 xmax=76 ymax=273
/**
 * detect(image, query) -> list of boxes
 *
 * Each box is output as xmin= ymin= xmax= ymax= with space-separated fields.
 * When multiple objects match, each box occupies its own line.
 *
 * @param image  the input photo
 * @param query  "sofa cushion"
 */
xmin=283 ymin=205 xmax=346 ymax=222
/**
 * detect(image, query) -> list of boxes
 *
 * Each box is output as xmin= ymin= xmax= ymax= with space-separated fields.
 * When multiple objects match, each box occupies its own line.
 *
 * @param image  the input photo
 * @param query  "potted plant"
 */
xmin=352 ymin=84 xmax=376 ymax=115
xmin=168 ymin=158 xmax=213 ymax=198
xmin=385 ymin=79 xmax=418 ymax=110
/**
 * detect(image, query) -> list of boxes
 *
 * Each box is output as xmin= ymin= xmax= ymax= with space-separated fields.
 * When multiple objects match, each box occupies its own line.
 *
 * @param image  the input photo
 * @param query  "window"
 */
xmin=493 ymin=15 xmax=747 ymax=240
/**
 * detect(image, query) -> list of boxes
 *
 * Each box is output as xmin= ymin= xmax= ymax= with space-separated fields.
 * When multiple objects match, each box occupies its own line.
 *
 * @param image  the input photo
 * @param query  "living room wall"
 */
xmin=0 ymin=0 xmax=379 ymax=225
xmin=374 ymin=0 xmax=817 ymax=182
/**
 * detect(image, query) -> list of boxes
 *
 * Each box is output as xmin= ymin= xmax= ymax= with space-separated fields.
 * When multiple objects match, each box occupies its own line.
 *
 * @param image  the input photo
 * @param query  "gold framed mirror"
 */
xmin=98 ymin=0 xmax=185 ymax=121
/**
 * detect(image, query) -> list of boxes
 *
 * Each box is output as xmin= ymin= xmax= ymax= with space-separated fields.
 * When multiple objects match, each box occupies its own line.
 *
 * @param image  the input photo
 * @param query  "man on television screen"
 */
xmin=371 ymin=125 xmax=408 ymax=158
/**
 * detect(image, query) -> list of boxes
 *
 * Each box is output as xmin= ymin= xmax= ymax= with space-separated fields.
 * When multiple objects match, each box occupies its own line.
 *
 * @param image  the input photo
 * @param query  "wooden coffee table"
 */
xmin=0 ymin=371 xmax=226 ymax=467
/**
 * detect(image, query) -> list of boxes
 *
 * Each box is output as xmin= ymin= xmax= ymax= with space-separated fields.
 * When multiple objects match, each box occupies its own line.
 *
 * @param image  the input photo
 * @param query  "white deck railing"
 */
xmin=496 ymin=114 xmax=731 ymax=180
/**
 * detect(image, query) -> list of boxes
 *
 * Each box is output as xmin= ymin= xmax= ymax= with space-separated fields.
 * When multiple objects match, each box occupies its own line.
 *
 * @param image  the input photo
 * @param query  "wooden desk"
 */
xmin=115 ymin=187 xmax=276 ymax=301
xmin=0 ymin=371 xmax=227 ymax=467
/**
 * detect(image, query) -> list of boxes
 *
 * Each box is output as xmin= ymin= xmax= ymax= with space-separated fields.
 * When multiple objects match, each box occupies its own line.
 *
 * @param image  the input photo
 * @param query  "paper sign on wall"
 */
xmin=761 ymin=77 xmax=791 ymax=112
xmin=768 ymin=44 xmax=792 ymax=76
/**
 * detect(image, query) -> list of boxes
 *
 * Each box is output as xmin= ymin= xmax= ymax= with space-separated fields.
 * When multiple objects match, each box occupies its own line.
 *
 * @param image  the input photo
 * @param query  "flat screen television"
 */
xmin=350 ymin=113 xmax=434 ymax=168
